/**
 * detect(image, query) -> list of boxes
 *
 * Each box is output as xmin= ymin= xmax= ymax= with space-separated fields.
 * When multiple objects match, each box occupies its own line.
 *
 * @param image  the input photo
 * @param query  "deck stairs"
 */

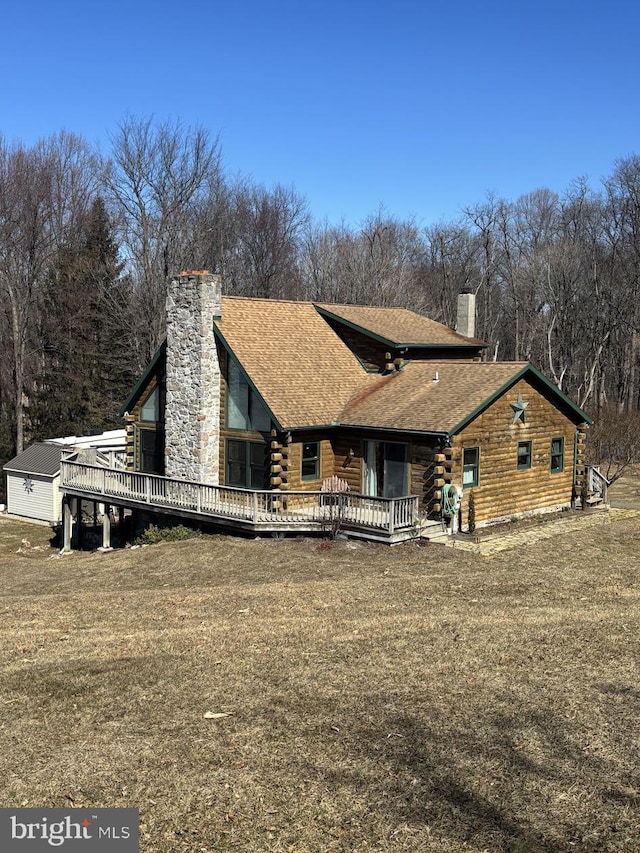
xmin=580 ymin=465 xmax=610 ymax=509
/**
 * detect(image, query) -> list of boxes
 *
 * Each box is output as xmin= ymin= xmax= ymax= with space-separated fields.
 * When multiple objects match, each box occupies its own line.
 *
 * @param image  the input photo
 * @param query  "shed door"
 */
xmin=363 ymin=441 xmax=408 ymax=498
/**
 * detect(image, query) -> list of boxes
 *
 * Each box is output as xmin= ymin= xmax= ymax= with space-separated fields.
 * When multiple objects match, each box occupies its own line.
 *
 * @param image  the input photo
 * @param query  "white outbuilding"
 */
xmin=3 ymin=443 xmax=64 ymax=523
xmin=3 ymin=430 xmax=126 ymax=523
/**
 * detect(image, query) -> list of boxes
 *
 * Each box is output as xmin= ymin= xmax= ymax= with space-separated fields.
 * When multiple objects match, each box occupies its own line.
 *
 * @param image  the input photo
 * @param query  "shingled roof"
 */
xmin=214 ymin=297 xmax=368 ymax=428
xmin=339 ymin=360 xmax=591 ymax=434
xmin=124 ymin=293 xmax=590 ymax=436
xmin=210 ymin=297 xmax=592 ymax=433
xmin=339 ymin=361 xmax=528 ymax=434
xmin=314 ymin=303 xmax=485 ymax=347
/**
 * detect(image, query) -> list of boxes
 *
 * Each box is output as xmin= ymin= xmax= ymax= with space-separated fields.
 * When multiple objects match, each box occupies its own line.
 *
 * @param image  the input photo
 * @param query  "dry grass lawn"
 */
xmin=0 ymin=501 xmax=639 ymax=852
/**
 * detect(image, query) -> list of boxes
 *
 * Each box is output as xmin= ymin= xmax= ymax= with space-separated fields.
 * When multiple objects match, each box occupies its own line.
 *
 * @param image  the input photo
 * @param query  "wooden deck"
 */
xmin=60 ymin=461 xmax=421 ymax=544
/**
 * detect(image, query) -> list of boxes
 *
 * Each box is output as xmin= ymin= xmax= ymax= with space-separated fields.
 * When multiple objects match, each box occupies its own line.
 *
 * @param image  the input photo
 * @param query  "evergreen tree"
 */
xmin=31 ymin=198 xmax=134 ymax=439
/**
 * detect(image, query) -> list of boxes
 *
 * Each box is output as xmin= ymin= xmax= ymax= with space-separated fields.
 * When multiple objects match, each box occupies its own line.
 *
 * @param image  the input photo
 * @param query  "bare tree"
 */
xmin=601 ymin=156 xmax=640 ymax=412
xmin=422 ymin=222 xmax=477 ymax=326
xmin=302 ymin=209 xmax=425 ymax=308
xmin=225 ymin=181 xmax=309 ymax=299
xmin=104 ymin=116 xmax=221 ymax=366
xmin=586 ymin=403 xmax=640 ymax=483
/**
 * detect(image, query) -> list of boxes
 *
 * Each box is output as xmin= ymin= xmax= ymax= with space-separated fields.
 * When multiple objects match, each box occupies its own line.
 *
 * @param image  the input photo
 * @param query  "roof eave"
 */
xmin=313 ymin=305 xmax=400 ymax=347
xmin=118 ymin=340 xmax=167 ymax=417
xmin=3 ymin=466 xmax=58 ymax=478
xmin=314 ymin=304 xmax=486 ymax=349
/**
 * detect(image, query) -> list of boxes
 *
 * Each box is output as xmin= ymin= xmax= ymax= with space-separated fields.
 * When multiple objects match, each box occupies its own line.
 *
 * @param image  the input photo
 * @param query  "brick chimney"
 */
xmin=456 ymin=287 xmax=476 ymax=339
xmin=164 ymin=271 xmax=221 ymax=484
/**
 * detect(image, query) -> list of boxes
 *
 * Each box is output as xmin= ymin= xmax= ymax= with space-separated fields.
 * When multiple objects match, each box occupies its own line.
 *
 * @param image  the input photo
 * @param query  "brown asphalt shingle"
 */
xmin=215 ymin=297 xmax=527 ymax=433
xmin=340 ymin=360 xmax=528 ymax=433
xmin=215 ymin=297 xmax=369 ymax=428
xmin=315 ymin=303 xmax=484 ymax=346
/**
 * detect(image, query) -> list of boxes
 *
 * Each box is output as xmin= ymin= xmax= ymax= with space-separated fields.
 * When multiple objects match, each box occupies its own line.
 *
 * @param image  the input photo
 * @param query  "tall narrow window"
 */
xmin=227 ymin=356 xmax=270 ymax=432
xmin=462 ymin=447 xmax=479 ymax=487
xmin=550 ymin=437 xmax=564 ymax=473
xmin=140 ymin=386 xmax=159 ymax=422
xmin=138 ymin=384 xmax=164 ymax=474
xmin=517 ymin=441 xmax=532 ymax=470
xmin=139 ymin=428 xmax=164 ymax=474
xmin=227 ymin=358 xmax=249 ymax=429
xmin=302 ymin=442 xmax=320 ymax=480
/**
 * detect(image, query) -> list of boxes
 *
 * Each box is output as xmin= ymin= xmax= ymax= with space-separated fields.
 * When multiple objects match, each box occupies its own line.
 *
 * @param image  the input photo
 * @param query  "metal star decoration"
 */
xmin=510 ymin=392 xmax=529 ymax=424
xmin=23 ymin=476 xmax=34 ymax=494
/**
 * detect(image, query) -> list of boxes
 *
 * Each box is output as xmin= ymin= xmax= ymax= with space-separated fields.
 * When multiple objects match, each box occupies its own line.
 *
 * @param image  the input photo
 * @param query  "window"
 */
xmin=551 ymin=437 xmax=564 ymax=473
xmin=226 ymin=439 xmax=269 ymax=488
xmin=227 ymin=357 xmax=270 ymax=432
xmin=139 ymin=428 xmax=164 ymax=474
xmin=462 ymin=447 xmax=479 ymax=487
xmin=302 ymin=442 xmax=320 ymax=480
xmin=140 ymin=386 xmax=160 ymax=422
xmin=517 ymin=440 xmax=532 ymax=470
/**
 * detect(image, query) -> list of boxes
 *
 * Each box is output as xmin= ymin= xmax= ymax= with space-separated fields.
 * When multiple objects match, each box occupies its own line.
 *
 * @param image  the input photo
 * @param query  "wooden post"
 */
xmin=62 ymin=496 xmax=73 ymax=552
xmin=102 ymin=503 xmax=112 ymax=550
xmin=76 ymin=499 xmax=84 ymax=550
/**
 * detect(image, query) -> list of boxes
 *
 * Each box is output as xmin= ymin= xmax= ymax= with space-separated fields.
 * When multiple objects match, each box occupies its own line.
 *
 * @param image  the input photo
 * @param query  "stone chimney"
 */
xmin=164 ymin=270 xmax=221 ymax=484
xmin=456 ymin=287 xmax=476 ymax=339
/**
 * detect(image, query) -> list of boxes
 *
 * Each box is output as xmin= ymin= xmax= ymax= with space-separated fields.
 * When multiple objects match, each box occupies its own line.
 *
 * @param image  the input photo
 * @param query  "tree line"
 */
xmin=2 ymin=116 xmax=640 ymax=484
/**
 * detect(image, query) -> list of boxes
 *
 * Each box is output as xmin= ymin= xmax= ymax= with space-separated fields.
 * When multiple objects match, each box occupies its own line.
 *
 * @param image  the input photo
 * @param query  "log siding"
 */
xmin=450 ymin=378 xmax=579 ymax=526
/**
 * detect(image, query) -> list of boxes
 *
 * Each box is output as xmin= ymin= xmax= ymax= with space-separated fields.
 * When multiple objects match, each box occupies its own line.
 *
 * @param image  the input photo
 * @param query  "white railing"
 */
xmin=60 ymin=461 xmax=419 ymax=534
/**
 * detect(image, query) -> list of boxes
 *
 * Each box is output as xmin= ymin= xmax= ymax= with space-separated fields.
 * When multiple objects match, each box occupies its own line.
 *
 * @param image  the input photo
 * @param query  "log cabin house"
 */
xmin=59 ymin=271 xmax=595 ymax=546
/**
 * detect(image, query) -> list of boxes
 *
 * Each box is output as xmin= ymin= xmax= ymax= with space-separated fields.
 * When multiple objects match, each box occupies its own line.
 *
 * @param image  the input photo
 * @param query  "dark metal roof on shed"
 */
xmin=3 ymin=443 xmax=63 ymax=477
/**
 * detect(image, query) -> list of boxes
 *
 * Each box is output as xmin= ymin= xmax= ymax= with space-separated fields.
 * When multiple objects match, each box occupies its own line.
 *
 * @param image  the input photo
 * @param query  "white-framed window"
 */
xmin=462 ymin=447 xmax=479 ymax=487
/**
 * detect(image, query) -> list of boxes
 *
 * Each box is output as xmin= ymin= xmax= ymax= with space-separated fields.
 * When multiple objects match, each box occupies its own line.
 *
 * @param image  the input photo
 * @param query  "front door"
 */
xmin=363 ymin=441 xmax=408 ymax=498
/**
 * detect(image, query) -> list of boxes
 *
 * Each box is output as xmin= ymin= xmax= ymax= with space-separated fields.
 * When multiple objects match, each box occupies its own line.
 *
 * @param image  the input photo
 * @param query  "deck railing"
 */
xmin=60 ymin=461 xmax=419 ymax=535
xmin=585 ymin=465 xmax=610 ymax=505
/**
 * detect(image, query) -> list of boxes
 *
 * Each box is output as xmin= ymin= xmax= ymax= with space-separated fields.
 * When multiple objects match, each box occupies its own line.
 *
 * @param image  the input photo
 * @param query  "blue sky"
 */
xmin=2 ymin=0 xmax=640 ymax=227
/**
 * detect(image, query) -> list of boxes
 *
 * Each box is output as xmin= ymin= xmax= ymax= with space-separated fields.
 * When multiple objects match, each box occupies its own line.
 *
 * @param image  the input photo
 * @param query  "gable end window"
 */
xmin=140 ymin=386 xmax=160 ymax=422
xmin=227 ymin=356 xmax=270 ymax=432
xmin=462 ymin=447 xmax=480 ymax=487
xmin=302 ymin=442 xmax=320 ymax=480
xmin=517 ymin=440 xmax=532 ymax=470
xmin=550 ymin=437 xmax=564 ymax=473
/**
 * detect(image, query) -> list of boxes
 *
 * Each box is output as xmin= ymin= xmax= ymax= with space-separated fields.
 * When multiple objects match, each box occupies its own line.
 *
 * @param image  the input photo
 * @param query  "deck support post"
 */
xmin=62 ymin=496 xmax=73 ymax=552
xmin=118 ymin=506 xmax=125 ymax=544
xmin=102 ymin=503 xmax=112 ymax=550
xmin=76 ymin=498 xmax=84 ymax=550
